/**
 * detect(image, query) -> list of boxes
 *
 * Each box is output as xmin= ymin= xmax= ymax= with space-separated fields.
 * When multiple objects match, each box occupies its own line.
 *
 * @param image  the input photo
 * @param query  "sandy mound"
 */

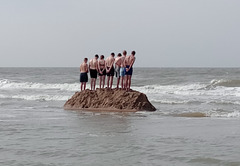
xmin=64 ymin=88 xmax=156 ymax=112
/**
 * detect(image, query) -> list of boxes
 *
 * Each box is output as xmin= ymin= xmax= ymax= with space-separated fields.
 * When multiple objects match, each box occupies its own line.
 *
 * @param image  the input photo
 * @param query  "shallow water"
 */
xmin=0 ymin=68 xmax=240 ymax=165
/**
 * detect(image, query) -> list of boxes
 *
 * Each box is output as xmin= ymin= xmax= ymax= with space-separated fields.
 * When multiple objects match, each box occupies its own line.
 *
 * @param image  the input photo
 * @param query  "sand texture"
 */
xmin=64 ymin=88 xmax=156 ymax=112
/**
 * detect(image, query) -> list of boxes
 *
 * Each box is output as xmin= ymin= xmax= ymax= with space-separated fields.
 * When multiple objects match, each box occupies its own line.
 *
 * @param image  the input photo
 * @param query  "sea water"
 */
xmin=0 ymin=67 xmax=240 ymax=166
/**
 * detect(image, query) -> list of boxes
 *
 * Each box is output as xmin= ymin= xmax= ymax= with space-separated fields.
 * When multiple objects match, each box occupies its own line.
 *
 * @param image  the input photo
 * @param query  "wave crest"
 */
xmin=0 ymin=94 xmax=70 ymax=101
xmin=0 ymin=79 xmax=79 ymax=91
xmin=210 ymin=79 xmax=240 ymax=87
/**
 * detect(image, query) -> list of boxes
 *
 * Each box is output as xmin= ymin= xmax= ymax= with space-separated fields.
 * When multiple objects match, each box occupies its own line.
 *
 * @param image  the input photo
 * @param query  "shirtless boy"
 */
xmin=120 ymin=50 xmax=127 ymax=89
xmin=80 ymin=58 xmax=88 ymax=91
xmin=105 ymin=52 xmax=115 ymax=89
xmin=89 ymin=54 xmax=99 ymax=90
xmin=98 ymin=55 xmax=106 ymax=89
xmin=115 ymin=53 xmax=122 ymax=89
xmin=125 ymin=51 xmax=136 ymax=91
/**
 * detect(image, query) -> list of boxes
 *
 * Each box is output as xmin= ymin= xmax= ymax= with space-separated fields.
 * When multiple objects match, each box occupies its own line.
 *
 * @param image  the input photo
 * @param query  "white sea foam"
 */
xmin=207 ymin=110 xmax=240 ymax=118
xmin=134 ymin=84 xmax=206 ymax=94
xmin=0 ymin=94 xmax=70 ymax=101
xmin=150 ymin=99 xmax=201 ymax=105
xmin=1 ymin=79 xmax=240 ymax=96
xmin=133 ymin=83 xmax=240 ymax=97
xmin=210 ymin=79 xmax=240 ymax=87
xmin=207 ymin=100 xmax=240 ymax=105
xmin=226 ymin=111 xmax=240 ymax=118
xmin=0 ymin=79 xmax=79 ymax=91
xmin=1 ymin=79 xmax=240 ymax=103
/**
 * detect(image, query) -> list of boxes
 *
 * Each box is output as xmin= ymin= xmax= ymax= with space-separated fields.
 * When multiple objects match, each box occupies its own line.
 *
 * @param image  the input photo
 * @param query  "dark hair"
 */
xmin=118 ymin=53 xmax=122 ymax=57
xmin=95 ymin=54 xmax=99 ymax=58
xmin=111 ymin=52 xmax=115 ymax=56
xmin=123 ymin=50 xmax=127 ymax=55
xmin=100 ymin=55 xmax=104 ymax=59
xmin=131 ymin=51 xmax=136 ymax=55
xmin=84 ymin=58 xmax=88 ymax=61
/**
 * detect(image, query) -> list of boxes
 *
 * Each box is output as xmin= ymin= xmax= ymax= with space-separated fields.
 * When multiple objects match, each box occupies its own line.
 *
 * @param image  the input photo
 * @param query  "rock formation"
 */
xmin=64 ymin=88 xmax=156 ymax=112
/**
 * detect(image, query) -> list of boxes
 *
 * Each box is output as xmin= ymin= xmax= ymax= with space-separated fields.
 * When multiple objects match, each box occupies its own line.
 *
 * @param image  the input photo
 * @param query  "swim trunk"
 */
xmin=120 ymin=67 xmax=126 ymax=77
xmin=125 ymin=65 xmax=133 ymax=76
xmin=106 ymin=66 xmax=114 ymax=76
xmin=80 ymin=72 xmax=88 ymax=82
xmin=115 ymin=66 xmax=120 ymax=78
xmin=99 ymin=69 xmax=106 ymax=76
xmin=90 ymin=69 xmax=98 ymax=78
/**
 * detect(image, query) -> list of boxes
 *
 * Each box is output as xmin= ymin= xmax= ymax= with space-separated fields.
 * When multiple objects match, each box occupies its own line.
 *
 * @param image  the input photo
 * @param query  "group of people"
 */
xmin=79 ymin=50 xmax=136 ymax=91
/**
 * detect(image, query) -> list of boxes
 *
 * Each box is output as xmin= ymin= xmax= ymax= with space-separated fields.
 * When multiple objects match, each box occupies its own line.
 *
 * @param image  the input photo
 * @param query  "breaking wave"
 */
xmin=0 ymin=94 xmax=70 ymax=101
xmin=134 ymin=83 xmax=240 ymax=97
xmin=208 ymin=110 xmax=240 ymax=118
xmin=150 ymin=99 xmax=202 ymax=105
xmin=1 ymin=79 xmax=240 ymax=103
xmin=210 ymin=79 xmax=240 ymax=87
xmin=0 ymin=79 xmax=79 ymax=91
xmin=1 ymin=78 xmax=240 ymax=93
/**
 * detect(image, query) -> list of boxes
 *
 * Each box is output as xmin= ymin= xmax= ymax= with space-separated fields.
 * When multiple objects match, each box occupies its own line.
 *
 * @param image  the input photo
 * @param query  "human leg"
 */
xmin=103 ymin=75 xmax=106 ymax=88
xmin=125 ymin=75 xmax=129 ymax=90
xmin=99 ymin=76 xmax=102 ymax=88
xmin=116 ymin=77 xmax=120 ymax=89
xmin=81 ymin=82 xmax=83 ymax=91
xmin=93 ymin=78 xmax=96 ymax=90
xmin=128 ymin=75 xmax=132 ymax=91
xmin=107 ymin=76 xmax=110 ymax=88
xmin=90 ymin=78 xmax=93 ymax=90
xmin=110 ymin=76 xmax=113 ymax=89
xmin=120 ymin=76 xmax=125 ymax=89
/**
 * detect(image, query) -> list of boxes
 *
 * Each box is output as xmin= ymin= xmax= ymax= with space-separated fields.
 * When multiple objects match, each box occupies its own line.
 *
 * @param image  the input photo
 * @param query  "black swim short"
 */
xmin=99 ymin=69 xmax=106 ymax=76
xmin=106 ymin=67 xmax=114 ymax=76
xmin=125 ymin=65 xmax=133 ymax=76
xmin=90 ymin=69 xmax=98 ymax=78
xmin=80 ymin=72 xmax=88 ymax=82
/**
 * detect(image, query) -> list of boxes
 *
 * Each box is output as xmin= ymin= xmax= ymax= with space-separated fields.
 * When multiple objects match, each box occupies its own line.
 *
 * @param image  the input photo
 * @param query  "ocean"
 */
xmin=0 ymin=67 xmax=240 ymax=166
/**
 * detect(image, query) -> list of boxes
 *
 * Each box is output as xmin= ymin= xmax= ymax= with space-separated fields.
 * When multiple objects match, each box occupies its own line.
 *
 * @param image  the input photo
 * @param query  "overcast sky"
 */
xmin=0 ymin=0 xmax=240 ymax=67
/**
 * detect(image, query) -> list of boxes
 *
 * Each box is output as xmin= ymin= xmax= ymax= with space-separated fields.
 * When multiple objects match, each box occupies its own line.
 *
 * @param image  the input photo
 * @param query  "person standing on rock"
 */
xmin=80 ymin=58 xmax=88 ymax=91
xmin=98 ymin=55 xmax=106 ymax=89
xmin=120 ymin=50 xmax=127 ymax=89
xmin=125 ymin=51 xmax=136 ymax=91
xmin=115 ymin=53 xmax=122 ymax=89
xmin=106 ymin=52 xmax=115 ymax=89
xmin=89 ymin=54 xmax=99 ymax=90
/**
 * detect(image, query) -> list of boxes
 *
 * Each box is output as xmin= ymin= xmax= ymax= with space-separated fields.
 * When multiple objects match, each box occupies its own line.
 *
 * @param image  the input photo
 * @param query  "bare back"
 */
xmin=121 ymin=56 xmax=126 ymax=67
xmin=89 ymin=59 xmax=98 ymax=70
xmin=106 ymin=56 xmax=115 ymax=68
xmin=115 ymin=57 xmax=122 ymax=66
xmin=125 ymin=55 xmax=135 ymax=67
xmin=80 ymin=63 xmax=88 ymax=73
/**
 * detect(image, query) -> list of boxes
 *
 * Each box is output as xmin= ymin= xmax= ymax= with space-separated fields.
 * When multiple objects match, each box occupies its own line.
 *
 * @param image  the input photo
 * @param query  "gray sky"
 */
xmin=0 ymin=0 xmax=240 ymax=67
